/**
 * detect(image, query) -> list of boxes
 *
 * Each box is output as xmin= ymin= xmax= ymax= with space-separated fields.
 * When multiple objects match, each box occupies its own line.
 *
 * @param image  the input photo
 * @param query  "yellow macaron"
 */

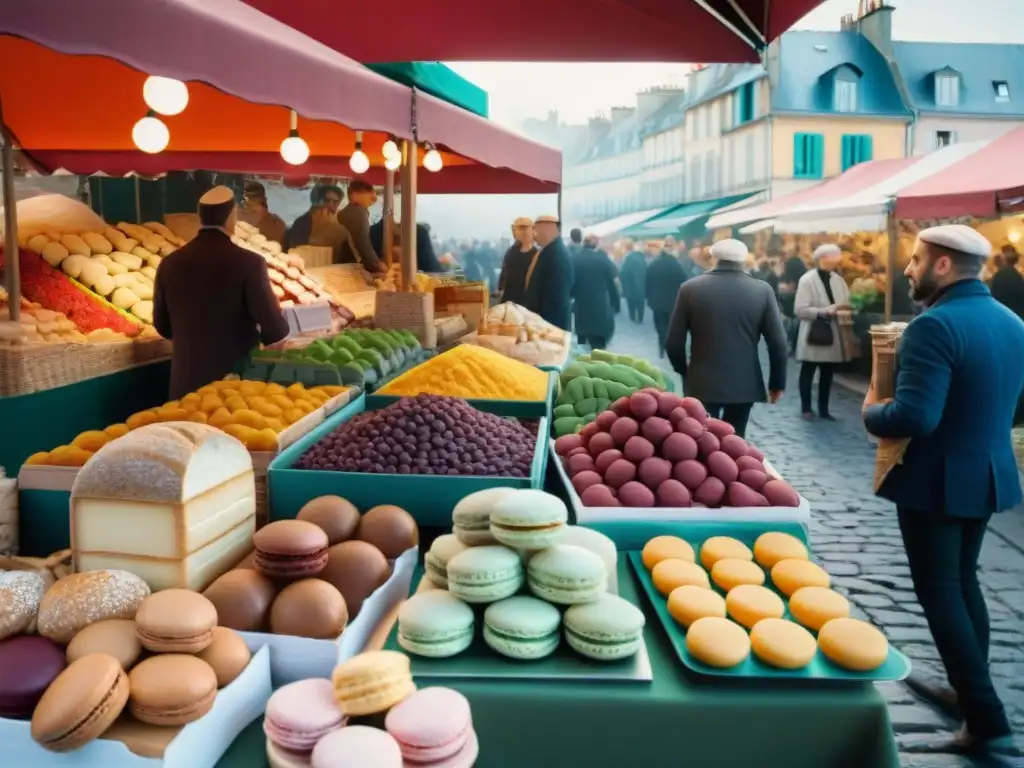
xmin=642 ymin=536 xmax=695 ymax=570
xmin=771 ymin=559 xmax=830 ymax=597
xmin=817 ymin=618 xmax=889 ymax=671
xmin=710 ymin=558 xmax=766 ymax=592
xmin=753 ymin=532 xmax=809 ymax=569
xmin=652 ymin=558 xmax=710 ymax=595
xmin=686 ymin=617 xmax=751 ymax=669
xmin=667 ymin=584 xmax=726 ymax=628
xmin=726 ymin=584 xmax=785 ymax=630
xmin=331 ymin=650 xmax=415 ymax=716
xmin=699 ymin=536 xmax=753 ymax=571
xmin=750 ymin=618 xmax=817 ymax=670
xmin=788 ymin=586 xmax=850 ymax=631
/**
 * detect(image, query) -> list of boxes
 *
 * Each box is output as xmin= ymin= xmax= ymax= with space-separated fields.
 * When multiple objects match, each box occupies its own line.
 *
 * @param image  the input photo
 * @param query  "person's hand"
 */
xmin=370 ymin=262 xmax=388 ymax=274
xmin=768 ymin=390 xmax=783 ymax=404
xmin=265 ymin=338 xmax=289 ymax=352
xmin=862 ymin=378 xmax=893 ymax=412
xmin=825 ymin=304 xmax=839 ymax=316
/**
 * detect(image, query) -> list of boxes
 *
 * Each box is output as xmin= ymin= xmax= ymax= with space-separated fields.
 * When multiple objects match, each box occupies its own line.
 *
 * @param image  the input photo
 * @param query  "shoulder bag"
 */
xmin=806 ymin=272 xmax=835 ymax=346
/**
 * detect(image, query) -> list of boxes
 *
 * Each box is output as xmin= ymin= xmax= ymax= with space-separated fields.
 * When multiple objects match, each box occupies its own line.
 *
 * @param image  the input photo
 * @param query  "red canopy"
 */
xmin=243 ymin=0 xmax=826 ymax=63
xmin=894 ymin=126 xmax=1024 ymax=220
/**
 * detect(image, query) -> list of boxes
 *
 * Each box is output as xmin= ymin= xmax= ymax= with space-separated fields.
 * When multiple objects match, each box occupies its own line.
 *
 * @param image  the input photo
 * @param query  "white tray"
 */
xmin=552 ymin=440 xmax=811 ymax=525
xmin=239 ymin=546 xmax=417 ymax=686
xmin=0 ymin=645 xmax=271 ymax=767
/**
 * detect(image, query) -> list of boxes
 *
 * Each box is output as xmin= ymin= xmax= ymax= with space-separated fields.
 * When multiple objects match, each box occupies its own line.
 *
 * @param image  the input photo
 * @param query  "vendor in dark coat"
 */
xmin=989 ymin=245 xmax=1024 ymax=321
xmin=285 ymin=184 xmax=342 ymax=251
xmin=618 ymin=238 xmax=647 ymax=323
xmin=153 ymin=186 xmax=290 ymax=400
xmin=572 ymin=235 xmax=620 ymax=348
xmin=498 ymin=217 xmax=539 ymax=306
xmin=526 ymin=215 xmax=574 ymax=331
xmin=645 ymin=245 xmax=688 ymax=357
xmin=369 ymin=220 xmax=443 ymax=273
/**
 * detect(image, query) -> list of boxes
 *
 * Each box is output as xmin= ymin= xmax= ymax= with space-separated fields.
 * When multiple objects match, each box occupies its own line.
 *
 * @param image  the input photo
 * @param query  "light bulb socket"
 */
xmin=145 ymin=109 xmax=157 ymax=119
xmin=288 ymin=128 xmax=300 ymax=139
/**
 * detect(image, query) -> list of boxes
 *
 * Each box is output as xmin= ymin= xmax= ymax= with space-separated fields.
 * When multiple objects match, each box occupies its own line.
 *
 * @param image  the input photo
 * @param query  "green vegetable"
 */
xmin=606 ymin=381 xmax=633 ymax=400
xmin=554 ymin=404 xmax=577 ymax=418
xmin=592 ymin=379 xmax=609 ymax=400
xmin=581 ymin=412 xmax=598 ymax=425
xmin=338 ymin=362 xmax=366 ymax=385
xmin=564 ymin=377 xmax=588 ymax=402
xmin=554 ymin=416 xmax=584 ymax=437
xmin=578 ymin=377 xmax=595 ymax=400
xmin=595 ymin=398 xmax=611 ymax=413
xmin=602 ymin=365 xmax=640 ymax=388
xmin=574 ymin=398 xmax=599 ymax=416
xmin=561 ymin=362 xmax=589 ymax=383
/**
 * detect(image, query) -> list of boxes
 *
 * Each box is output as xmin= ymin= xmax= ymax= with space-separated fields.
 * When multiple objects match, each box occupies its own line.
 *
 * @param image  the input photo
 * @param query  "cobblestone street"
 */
xmin=605 ymin=313 xmax=1024 ymax=767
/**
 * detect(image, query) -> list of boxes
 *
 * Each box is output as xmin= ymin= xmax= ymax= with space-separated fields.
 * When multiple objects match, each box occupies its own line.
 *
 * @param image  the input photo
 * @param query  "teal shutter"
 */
xmin=793 ymin=134 xmax=806 ymax=177
xmin=841 ymin=135 xmax=852 ymax=171
xmin=811 ymin=134 xmax=824 ymax=178
xmin=733 ymin=92 xmax=742 ymax=127
xmin=751 ymin=82 xmax=759 ymax=119
xmin=859 ymin=135 xmax=874 ymax=162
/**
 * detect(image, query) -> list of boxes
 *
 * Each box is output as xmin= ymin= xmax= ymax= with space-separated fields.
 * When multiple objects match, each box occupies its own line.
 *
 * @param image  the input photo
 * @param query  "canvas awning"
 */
xmin=623 ymin=193 xmax=758 ymax=237
xmin=367 ymin=62 xmax=488 ymax=117
xmin=583 ymin=208 xmax=669 ymax=238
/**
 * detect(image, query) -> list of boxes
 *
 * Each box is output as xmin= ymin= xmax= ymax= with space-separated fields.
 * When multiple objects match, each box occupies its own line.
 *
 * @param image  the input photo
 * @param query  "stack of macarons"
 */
xmin=202 ymin=496 xmax=418 ymax=639
xmin=264 ymin=651 xmax=478 ymax=767
xmin=641 ymin=532 xmax=890 ymax=671
xmin=400 ymin=488 xmax=645 ymax=663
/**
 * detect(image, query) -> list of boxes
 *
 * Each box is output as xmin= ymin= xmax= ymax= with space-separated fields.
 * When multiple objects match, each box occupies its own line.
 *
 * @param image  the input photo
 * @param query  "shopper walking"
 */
xmin=794 ymin=244 xmax=850 ymax=420
xmin=618 ymin=239 xmax=647 ymax=323
xmin=645 ymin=244 xmax=687 ymax=358
xmin=571 ymin=235 xmax=620 ymax=349
xmin=863 ymin=225 xmax=1024 ymax=760
xmin=664 ymin=239 xmax=787 ymax=438
xmin=527 ymin=215 xmax=574 ymax=331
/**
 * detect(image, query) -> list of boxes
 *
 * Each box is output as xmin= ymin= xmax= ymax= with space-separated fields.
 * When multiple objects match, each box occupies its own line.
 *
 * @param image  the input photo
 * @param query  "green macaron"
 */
xmin=483 ymin=596 xmax=561 ymax=660
xmin=527 ymin=544 xmax=607 ymax=605
xmin=564 ymin=593 xmax=646 ymax=661
xmin=490 ymin=490 xmax=568 ymax=550
xmin=424 ymin=534 xmax=470 ymax=589
xmin=446 ymin=545 xmax=523 ymax=603
xmin=397 ymin=590 xmax=474 ymax=658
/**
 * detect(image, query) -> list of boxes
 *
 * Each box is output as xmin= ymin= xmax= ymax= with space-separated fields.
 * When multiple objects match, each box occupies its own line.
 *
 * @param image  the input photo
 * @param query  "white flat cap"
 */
xmin=918 ymin=225 xmax=991 ymax=259
xmin=812 ymin=243 xmax=842 ymax=262
xmin=535 ymin=214 xmax=559 ymax=224
xmin=512 ymin=216 xmax=533 ymax=227
xmin=710 ymin=238 xmax=748 ymax=263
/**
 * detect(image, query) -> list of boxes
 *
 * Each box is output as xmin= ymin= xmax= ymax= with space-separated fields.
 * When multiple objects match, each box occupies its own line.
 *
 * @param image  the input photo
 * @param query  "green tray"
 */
xmin=365 ymin=370 xmax=556 ymax=420
xmin=625 ymin=524 xmax=911 ymax=683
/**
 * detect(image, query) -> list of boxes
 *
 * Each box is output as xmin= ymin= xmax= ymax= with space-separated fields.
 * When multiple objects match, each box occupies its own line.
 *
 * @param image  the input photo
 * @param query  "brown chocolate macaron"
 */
xmin=254 ymin=520 xmax=330 ymax=580
xmin=317 ymin=541 xmax=390 ymax=617
xmin=297 ymin=495 xmax=361 ymax=546
xmin=356 ymin=505 xmax=419 ymax=559
xmin=196 ymin=627 xmax=251 ymax=688
xmin=203 ymin=569 xmax=279 ymax=632
xmin=66 ymin=619 xmax=142 ymax=671
xmin=32 ymin=653 xmax=129 ymax=752
xmin=135 ymin=589 xmax=218 ymax=653
xmin=128 ymin=654 xmax=218 ymax=726
xmin=269 ymin=579 xmax=348 ymax=639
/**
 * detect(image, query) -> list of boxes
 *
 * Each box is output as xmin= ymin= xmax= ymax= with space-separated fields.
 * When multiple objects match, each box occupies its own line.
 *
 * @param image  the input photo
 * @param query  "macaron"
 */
xmin=641 ymin=535 xmax=695 ymax=570
xmin=31 ymin=652 xmax=129 ymax=751
xmin=710 ymin=558 xmax=766 ymax=591
xmin=128 ymin=653 xmax=218 ymax=726
xmin=66 ymin=618 xmax=142 ymax=670
xmin=771 ymin=559 xmax=831 ymax=596
xmin=312 ymin=725 xmax=403 ymax=768
xmin=446 ymin=545 xmax=524 ymax=604
xmin=788 ymin=586 xmax=851 ymax=631
xmin=196 ymin=627 xmax=252 ymax=687
xmin=686 ymin=616 xmax=751 ymax=668
xmin=424 ymin=534 xmax=470 ymax=589
xmin=483 ymin=596 xmax=561 ymax=660
xmin=527 ymin=544 xmax=607 ymax=604
xmin=490 ymin=489 xmax=568 ymax=550
xmin=203 ymin=568 xmax=279 ymax=631
xmin=750 ymin=618 xmax=817 ymax=670
xmin=699 ymin=536 xmax=753 ymax=571
xmin=667 ymin=584 xmax=726 ymax=628
xmin=725 ymin=584 xmax=785 ymax=630
xmin=254 ymin=520 xmax=330 ymax=580
xmin=36 ymin=569 xmax=151 ymax=644
xmin=134 ymin=589 xmax=218 ymax=653
xmin=332 ymin=650 xmax=415 ymax=717
xmin=559 ymin=526 xmax=619 ymax=593
xmin=264 ymin=678 xmax=346 ymax=753
xmin=0 ymin=570 xmax=47 ymax=639
xmin=318 ymin=540 xmax=390 ymax=616
xmin=398 ymin=591 xmax=474 ymax=658
xmin=817 ymin=617 xmax=889 ymax=671
xmin=652 ymin=558 xmax=710 ymax=594
xmin=452 ymin=488 xmax=516 ymax=545
xmin=356 ymin=504 xmax=420 ymax=559
xmin=753 ymin=531 xmax=809 ymax=569
xmin=0 ymin=635 xmax=66 ymax=718
xmin=386 ymin=687 xmax=477 ymax=766
xmin=564 ymin=593 xmax=645 ymax=661
xmin=297 ymin=495 xmax=361 ymax=545
xmin=270 ymin=579 xmax=348 ymax=639
xmin=267 ymin=738 xmax=315 ymax=768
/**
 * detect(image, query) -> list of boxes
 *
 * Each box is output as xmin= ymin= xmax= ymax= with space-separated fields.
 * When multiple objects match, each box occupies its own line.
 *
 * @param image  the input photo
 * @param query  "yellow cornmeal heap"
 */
xmin=378 ymin=345 xmax=549 ymax=401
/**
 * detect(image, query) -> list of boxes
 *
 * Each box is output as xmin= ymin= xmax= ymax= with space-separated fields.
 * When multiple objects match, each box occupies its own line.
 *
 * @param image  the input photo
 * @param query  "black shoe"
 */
xmin=818 ymin=413 xmax=836 ymax=421
xmin=945 ymin=725 xmax=1019 ymax=759
xmin=906 ymin=672 xmax=961 ymax=718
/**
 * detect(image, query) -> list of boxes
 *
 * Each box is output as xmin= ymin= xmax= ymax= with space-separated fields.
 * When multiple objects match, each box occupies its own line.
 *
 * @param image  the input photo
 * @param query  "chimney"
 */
xmin=636 ymin=86 xmax=684 ymax=120
xmin=610 ymin=106 xmax=636 ymax=127
xmin=856 ymin=0 xmax=894 ymax=59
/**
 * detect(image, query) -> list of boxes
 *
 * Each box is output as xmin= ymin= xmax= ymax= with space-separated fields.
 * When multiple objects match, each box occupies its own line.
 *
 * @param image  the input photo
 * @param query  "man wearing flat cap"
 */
xmin=863 ymin=225 xmax=1024 ymax=759
xmin=153 ymin=186 xmax=290 ymax=399
xmin=525 ymin=215 xmax=574 ymax=331
xmin=238 ymin=180 xmax=287 ymax=245
xmin=665 ymin=238 xmax=787 ymax=438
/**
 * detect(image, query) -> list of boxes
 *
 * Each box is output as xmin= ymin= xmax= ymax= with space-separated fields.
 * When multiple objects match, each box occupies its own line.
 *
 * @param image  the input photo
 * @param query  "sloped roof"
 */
xmin=686 ymin=63 xmax=765 ymax=110
xmin=580 ymin=111 xmax=644 ymax=161
xmin=641 ymin=91 xmax=689 ymax=137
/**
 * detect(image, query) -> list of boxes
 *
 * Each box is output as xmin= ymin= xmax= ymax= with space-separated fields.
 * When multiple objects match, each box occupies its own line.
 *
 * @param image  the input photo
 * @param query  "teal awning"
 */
xmin=621 ymin=193 xmax=761 ymax=238
xmin=366 ymin=62 xmax=488 ymax=118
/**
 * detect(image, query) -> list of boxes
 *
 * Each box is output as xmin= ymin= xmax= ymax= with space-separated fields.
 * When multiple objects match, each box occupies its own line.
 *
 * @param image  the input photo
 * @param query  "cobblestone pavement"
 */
xmin=605 ymin=314 xmax=1024 ymax=767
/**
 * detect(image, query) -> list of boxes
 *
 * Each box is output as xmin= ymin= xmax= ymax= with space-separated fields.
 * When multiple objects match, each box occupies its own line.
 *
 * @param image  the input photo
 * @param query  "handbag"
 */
xmin=806 ymin=270 xmax=835 ymax=346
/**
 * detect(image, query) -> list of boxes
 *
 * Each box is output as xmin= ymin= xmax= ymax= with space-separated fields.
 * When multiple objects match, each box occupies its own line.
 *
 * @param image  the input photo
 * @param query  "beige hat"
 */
xmin=199 ymin=185 xmax=235 ymax=206
xmin=535 ymin=215 xmax=559 ymax=225
xmin=812 ymin=243 xmax=842 ymax=262
xmin=710 ymin=238 xmax=748 ymax=263
xmin=918 ymin=225 xmax=991 ymax=259
xmin=512 ymin=216 xmax=534 ymax=227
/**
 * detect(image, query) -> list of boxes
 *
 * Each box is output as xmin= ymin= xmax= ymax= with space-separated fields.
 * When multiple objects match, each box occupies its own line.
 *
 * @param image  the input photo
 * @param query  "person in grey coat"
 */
xmin=794 ymin=244 xmax=851 ymax=420
xmin=665 ymin=239 xmax=788 ymax=438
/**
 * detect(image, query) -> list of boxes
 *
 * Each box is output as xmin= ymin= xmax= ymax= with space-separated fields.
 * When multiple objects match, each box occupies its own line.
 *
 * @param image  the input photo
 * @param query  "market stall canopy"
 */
xmin=624 ymin=193 xmax=757 ymax=238
xmin=894 ymin=125 xmax=1024 ymax=220
xmin=367 ymin=63 xmax=488 ymax=118
xmin=582 ymin=208 xmax=668 ymax=239
xmin=242 ymin=0 xmax=828 ymax=63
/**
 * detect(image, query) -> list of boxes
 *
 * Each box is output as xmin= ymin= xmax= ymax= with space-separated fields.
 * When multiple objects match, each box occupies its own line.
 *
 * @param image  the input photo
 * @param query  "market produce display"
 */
xmin=0 ymin=288 xmax=127 ymax=345
xmin=554 ymin=350 xmax=669 ymax=436
xmin=554 ymin=390 xmax=802 ymax=509
xmin=461 ymin=302 xmax=571 ymax=368
xmin=23 ymin=379 xmax=349 ymax=466
xmin=252 ymin=327 xmax=423 ymax=388
xmin=373 ymin=263 xmax=462 ymax=292
xmin=294 ymin=395 xmax=539 ymax=477
xmin=378 ymin=344 xmax=550 ymax=401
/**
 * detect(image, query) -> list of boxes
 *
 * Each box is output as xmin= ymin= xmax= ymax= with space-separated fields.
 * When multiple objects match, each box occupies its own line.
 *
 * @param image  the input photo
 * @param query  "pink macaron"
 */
xmin=385 ymin=687 xmax=477 ymax=766
xmin=311 ymin=725 xmax=403 ymax=768
xmin=264 ymin=678 xmax=346 ymax=753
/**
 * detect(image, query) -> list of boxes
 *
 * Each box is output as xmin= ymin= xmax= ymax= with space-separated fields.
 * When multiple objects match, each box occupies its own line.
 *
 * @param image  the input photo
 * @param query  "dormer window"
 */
xmin=831 ymin=66 xmax=860 ymax=113
xmin=935 ymin=72 xmax=960 ymax=107
xmin=994 ymin=81 xmax=1010 ymax=102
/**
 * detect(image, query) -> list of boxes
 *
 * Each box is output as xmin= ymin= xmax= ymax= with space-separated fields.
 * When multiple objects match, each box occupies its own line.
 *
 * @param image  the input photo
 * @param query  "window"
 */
xmin=745 ymin=132 xmax=756 ymax=183
xmin=994 ymin=80 xmax=1011 ymax=102
xmin=833 ymin=78 xmax=858 ymax=113
xmin=793 ymin=133 xmax=824 ymax=179
xmin=841 ymin=134 xmax=873 ymax=171
xmin=734 ymin=82 xmax=757 ymax=125
xmin=935 ymin=74 xmax=960 ymax=107
xmin=935 ymin=130 xmax=956 ymax=148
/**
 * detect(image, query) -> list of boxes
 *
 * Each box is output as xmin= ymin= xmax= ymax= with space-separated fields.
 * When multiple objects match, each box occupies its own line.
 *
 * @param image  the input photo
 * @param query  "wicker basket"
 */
xmin=0 ymin=341 xmax=137 ymax=397
xmin=868 ymin=323 xmax=906 ymax=400
xmin=0 ymin=473 xmax=16 ymax=556
xmin=132 ymin=337 xmax=173 ymax=365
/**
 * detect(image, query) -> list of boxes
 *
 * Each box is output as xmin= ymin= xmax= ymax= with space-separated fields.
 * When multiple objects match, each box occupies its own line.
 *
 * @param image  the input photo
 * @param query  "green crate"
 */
xmin=16 ymin=488 xmax=72 ymax=556
xmin=267 ymin=394 xmax=550 ymax=527
xmin=365 ymin=371 xmax=556 ymax=420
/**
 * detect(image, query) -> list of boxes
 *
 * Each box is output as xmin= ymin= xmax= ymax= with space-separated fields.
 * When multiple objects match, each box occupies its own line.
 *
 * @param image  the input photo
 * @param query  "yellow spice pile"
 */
xmin=379 ymin=345 xmax=549 ymax=401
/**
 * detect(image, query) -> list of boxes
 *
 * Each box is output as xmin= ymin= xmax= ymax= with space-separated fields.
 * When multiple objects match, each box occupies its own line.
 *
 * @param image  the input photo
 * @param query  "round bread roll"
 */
xmin=771 ymin=559 xmax=830 ymax=597
xmin=356 ymin=505 xmax=419 ymax=560
xmin=788 ymin=587 xmax=850 ymax=631
xmin=725 ymin=584 xmax=785 ymax=630
xmin=297 ymin=495 xmax=361 ymax=546
xmin=269 ymin=579 xmax=348 ymax=639
xmin=699 ymin=536 xmax=752 ymax=571
xmin=817 ymin=618 xmax=888 ymax=671
xmin=686 ymin=617 xmax=750 ymax=668
xmin=710 ymin=559 xmax=765 ymax=592
xmin=750 ymin=618 xmax=817 ymax=669
xmin=652 ymin=559 xmax=710 ymax=595
xmin=0 ymin=571 xmax=47 ymax=640
xmin=37 ymin=570 xmax=151 ymax=644
xmin=667 ymin=584 xmax=726 ymax=628
xmin=753 ymin=532 xmax=809 ymax=569
xmin=642 ymin=536 xmax=695 ymax=570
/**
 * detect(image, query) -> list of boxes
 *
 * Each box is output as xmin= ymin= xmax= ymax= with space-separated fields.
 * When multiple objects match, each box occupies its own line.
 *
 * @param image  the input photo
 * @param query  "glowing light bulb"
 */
xmin=349 ymin=150 xmax=370 ymax=174
xmin=1009 ymin=230 xmax=1021 ymax=244
xmin=280 ymin=133 xmax=310 ymax=166
xmin=382 ymin=139 xmax=399 ymax=160
xmin=143 ymin=76 xmax=189 ymax=116
xmin=423 ymin=149 xmax=443 ymax=173
xmin=132 ymin=115 xmax=170 ymax=154
xmin=384 ymin=153 xmax=401 ymax=171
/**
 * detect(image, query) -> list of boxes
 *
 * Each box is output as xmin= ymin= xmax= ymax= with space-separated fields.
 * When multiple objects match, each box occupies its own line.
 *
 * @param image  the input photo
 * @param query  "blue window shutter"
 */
xmin=793 ymin=133 xmax=806 ymax=177
xmin=751 ymin=82 xmax=759 ymax=119
xmin=733 ymin=93 xmax=742 ymax=127
xmin=841 ymin=135 xmax=851 ymax=171
xmin=860 ymin=135 xmax=873 ymax=162
xmin=811 ymin=134 xmax=824 ymax=178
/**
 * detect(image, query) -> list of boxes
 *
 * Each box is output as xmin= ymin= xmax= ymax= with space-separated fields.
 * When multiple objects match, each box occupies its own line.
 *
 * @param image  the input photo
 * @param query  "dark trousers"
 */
xmin=578 ymin=335 xmax=607 ymax=350
xmin=798 ymin=361 xmax=834 ymax=416
xmin=703 ymin=402 xmax=753 ymax=439
xmin=897 ymin=508 xmax=1010 ymax=739
xmin=626 ymin=296 xmax=645 ymax=323
xmin=652 ymin=310 xmax=671 ymax=356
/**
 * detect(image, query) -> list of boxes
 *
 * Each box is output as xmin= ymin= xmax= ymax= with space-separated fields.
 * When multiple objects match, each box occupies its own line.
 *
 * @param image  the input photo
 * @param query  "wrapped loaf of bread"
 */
xmin=70 ymin=423 xmax=256 ymax=592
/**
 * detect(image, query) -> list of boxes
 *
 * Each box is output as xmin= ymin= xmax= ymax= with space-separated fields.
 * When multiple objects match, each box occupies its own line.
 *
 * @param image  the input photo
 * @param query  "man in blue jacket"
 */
xmin=863 ymin=225 xmax=1024 ymax=759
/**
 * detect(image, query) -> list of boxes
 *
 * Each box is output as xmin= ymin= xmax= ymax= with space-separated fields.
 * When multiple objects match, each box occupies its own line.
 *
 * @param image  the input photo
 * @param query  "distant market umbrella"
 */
xmin=243 ymin=0 xmax=829 ymax=63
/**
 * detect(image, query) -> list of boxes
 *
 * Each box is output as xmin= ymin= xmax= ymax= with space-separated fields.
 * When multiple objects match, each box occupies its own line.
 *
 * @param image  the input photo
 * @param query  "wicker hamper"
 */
xmin=0 ymin=469 xmax=17 ymax=556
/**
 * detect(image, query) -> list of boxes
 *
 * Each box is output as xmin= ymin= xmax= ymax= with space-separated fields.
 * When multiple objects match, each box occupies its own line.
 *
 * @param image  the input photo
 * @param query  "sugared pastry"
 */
xmin=642 ymin=536 xmax=695 ymax=570
xmin=297 ymin=495 xmax=361 ymax=546
xmin=37 ymin=569 xmax=150 ymax=644
xmin=356 ymin=505 xmax=420 ymax=559
xmin=270 ymin=579 xmax=348 ymax=639
xmin=128 ymin=654 xmax=218 ymax=726
xmin=817 ymin=618 xmax=889 ymax=671
xmin=771 ymin=559 xmax=830 ymax=597
xmin=196 ymin=627 xmax=252 ymax=687
xmin=699 ymin=536 xmax=753 ymax=571
xmin=750 ymin=618 xmax=817 ymax=669
xmin=753 ymin=531 xmax=809 ymax=569
xmin=652 ymin=558 xmax=710 ymax=595
xmin=0 ymin=571 xmax=47 ymax=639
xmin=710 ymin=558 xmax=765 ymax=592
xmin=31 ymin=653 xmax=129 ymax=751
xmin=686 ymin=617 xmax=750 ymax=668
xmin=66 ymin=619 xmax=142 ymax=670
xmin=788 ymin=586 xmax=850 ymax=631
xmin=667 ymin=584 xmax=726 ymax=628
xmin=134 ymin=589 xmax=217 ymax=653
xmin=725 ymin=584 xmax=785 ymax=630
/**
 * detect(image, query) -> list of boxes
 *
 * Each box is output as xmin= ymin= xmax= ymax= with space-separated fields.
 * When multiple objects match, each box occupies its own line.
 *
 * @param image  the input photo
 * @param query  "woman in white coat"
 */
xmin=794 ymin=244 xmax=850 ymax=420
